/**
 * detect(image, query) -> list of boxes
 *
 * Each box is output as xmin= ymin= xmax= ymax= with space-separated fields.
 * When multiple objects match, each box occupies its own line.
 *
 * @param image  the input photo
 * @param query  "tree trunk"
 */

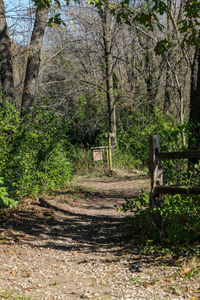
xmin=188 ymin=31 xmax=200 ymax=166
xmin=164 ymin=63 xmax=171 ymax=110
xmin=145 ymin=48 xmax=154 ymax=112
xmin=188 ymin=32 xmax=200 ymax=178
xmin=21 ymin=6 xmax=48 ymax=114
xmin=100 ymin=5 xmax=117 ymax=147
xmin=164 ymin=0 xmax=172 ymax=111
xmin=0 ymin=0 xmax=15 ymax=103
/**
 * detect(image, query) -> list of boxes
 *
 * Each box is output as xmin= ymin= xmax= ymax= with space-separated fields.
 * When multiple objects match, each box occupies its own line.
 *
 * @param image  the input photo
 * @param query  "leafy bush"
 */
xmin=0 ymin=177 xmax=17 ymax=208
xmin=118 ymin=115 xmax=200 ymax=254
xmin=120 ymin=192 xmax=200 ymax=254
xmin=113 ymin=149 xmax=141 ymax=170
xmin=0 ymin=97 xmax=20 ymax=173
xmin=0 ymin=99 xmax=73 ymax=205
xmin=70 ymin=146 xmax=110 ymax=176
xmin=159 ymin=194 xmax=200 ymax=244
xmin=117 ymin=108 xmax=182 ymax=167
xmin=0 ymin=97 xmax=21 ymax=207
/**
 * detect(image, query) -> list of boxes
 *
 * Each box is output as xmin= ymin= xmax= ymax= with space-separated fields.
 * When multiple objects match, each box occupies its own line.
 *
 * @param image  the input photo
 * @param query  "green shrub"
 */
xmin=120 ymin=192 xmax=200 ymax=254
xmin=113 ymin=149 xmax=141 ymax=170
xmin=0 ymin=97 xmax=20 ymax=174
xmin=0 ymin=97 xmax=20 ymax=207
xmin=41 ymin=145 xmax=73 ymax=191
xmin=0 ymin=99 xmax=74 ymax=204
xmin=6 ymin=108 xmax=73 ymax=197
xmin=118 ymin=115 xmax=200 ymax=253
xmin=159 ymin=194 xmax=200 ymax=244
xmin=0 ymin=177 xmax=17 ymax=208
xmin=70 ymin=146 xmax=109 ymax=176
xmin=117 ymin=108 xmax=182 ymax=167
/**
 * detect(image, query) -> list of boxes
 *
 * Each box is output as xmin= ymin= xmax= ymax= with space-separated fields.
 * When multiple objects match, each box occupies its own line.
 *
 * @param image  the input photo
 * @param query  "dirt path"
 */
xmin=0 ymin=174 xmax=198 ymax=299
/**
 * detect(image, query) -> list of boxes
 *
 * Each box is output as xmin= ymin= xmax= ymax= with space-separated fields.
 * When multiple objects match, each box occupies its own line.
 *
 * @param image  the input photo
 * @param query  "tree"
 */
xmin=188 ymin=31 xmax=200 ymax=166
xmin=116 ymin=0 xmax=199 ymax=141
xmin=0 ymin=0 xmax=48 ymax=113
xmin=21 ymin=6 xmax=48 ymax=113
xmin=99 ymin=3 xmax=117 ymax=146
xmin=32 ymin=0 xmax=200 ymax=150
xmin=39 ymin=2 xmax=127 ymax=147
xmin=0 ymin=0 xmax=14 ymax=102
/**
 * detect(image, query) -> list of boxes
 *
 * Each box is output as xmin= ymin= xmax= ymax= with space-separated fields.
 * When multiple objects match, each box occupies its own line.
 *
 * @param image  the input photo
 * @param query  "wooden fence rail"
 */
xmin=159 ymin=150 xmax=200 ymax=160
xmin=149 ymin=134 xmax=200 ymax=207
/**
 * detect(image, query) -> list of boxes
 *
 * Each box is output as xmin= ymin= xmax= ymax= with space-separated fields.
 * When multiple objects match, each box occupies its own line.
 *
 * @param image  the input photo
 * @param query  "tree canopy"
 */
xmin=32 ymin=0 xmax=200 ymax=48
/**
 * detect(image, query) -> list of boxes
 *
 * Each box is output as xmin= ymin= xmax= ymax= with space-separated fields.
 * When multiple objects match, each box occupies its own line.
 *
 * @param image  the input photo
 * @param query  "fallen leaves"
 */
xmin=180 ymin=267 xmax=192 ymax=276
xmin=23 ymin=270 xmax=32 ymax=277
xmin=180 ymin=266 xmax=200 ymax=278
xmin=10 ymin=269 xmax=17 ymax=276
xmin=165 ymin=277 xmax=175 ymax=282
xmin=22 ymin=286 xmax=40 ymax=291
xmin=143 ymin=281 xmax=156 ymax=287
xmin=0 ymin=232 xmax=5 ymax=238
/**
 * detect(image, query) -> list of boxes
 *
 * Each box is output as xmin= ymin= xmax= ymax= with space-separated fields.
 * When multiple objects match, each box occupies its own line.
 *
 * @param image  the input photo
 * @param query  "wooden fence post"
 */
xmin=149 ymin=134 xmax=163 ymax=207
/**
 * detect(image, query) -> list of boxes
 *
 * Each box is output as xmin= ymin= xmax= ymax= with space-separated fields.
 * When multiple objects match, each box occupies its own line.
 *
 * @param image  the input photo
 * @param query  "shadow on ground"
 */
xmin=0 ymin=183 xmax=177 ymax=269
xmin=0 ymin=196 xmax=130 ymax=254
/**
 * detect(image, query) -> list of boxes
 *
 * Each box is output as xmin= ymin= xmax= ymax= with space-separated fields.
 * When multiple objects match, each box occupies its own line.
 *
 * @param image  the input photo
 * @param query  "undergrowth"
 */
xmin=119 ymin=191 xmax=200 ymax=256
xmin=0 ymin=98 xmax=73 ymax=207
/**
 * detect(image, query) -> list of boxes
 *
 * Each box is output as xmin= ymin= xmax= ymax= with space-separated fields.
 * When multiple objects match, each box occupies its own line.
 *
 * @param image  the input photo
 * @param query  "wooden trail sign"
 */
xmin=93 ymin=149 xmax=104 ymax=161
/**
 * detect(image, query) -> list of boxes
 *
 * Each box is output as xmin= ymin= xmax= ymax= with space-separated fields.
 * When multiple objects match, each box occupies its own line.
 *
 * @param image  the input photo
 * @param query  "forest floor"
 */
xmin=0 ymin=171 xmax=200 ymax=300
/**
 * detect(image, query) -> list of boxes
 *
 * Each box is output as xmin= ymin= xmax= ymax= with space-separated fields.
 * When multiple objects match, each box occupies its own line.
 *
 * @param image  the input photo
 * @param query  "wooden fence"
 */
xmin=149 ymin=134 xmax=200 ymax=207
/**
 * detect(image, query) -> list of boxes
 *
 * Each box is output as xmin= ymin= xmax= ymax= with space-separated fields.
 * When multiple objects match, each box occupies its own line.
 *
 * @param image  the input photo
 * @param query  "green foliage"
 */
xmin=7 ymin=108 xmax=73 ymax=197
xmin=119 ymin=114 xmax=200 ymax=252
xmin=113 ymin=150 xmax=141 ymax=170
xmin=0 ymin=98 xmax=73 ymax=205
xmin=122 ymin=118 xmax=200 ymax=252
xmin=0 ymin=98 xmax=21 ymax=207
xmin=0 ymin=97 xmax=20 ymax=173
xmin=0 ymin=177 xmax=17 ymax=208
xmin=159 ymin=194 xmax=200 ymax=244
xmin=160 ymin=120 xmax=200 ymax=187
xmin=154 ymin=39 xmax=172 ymax=56
xmin=117 ymin=109 xmax=181 ymax=167
xmin=70 ymin=146 xmax=109 ymax=175
xmin=68 ymin=92 xmax=108 ymax=147
xmin=32 ymin=0 xmax=61 ymax=9
xmin=70 ymin=108 xmax=183 ymax=173
xmin=178 ymin=0 xmax=200 ymax=47
xmin=70 ymin=147 xmax=94 ymax=175
xmin=119 ymin=191 xmax=149 ymax=213
xmin=120 ymin=191 xmax=200 ymax=254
